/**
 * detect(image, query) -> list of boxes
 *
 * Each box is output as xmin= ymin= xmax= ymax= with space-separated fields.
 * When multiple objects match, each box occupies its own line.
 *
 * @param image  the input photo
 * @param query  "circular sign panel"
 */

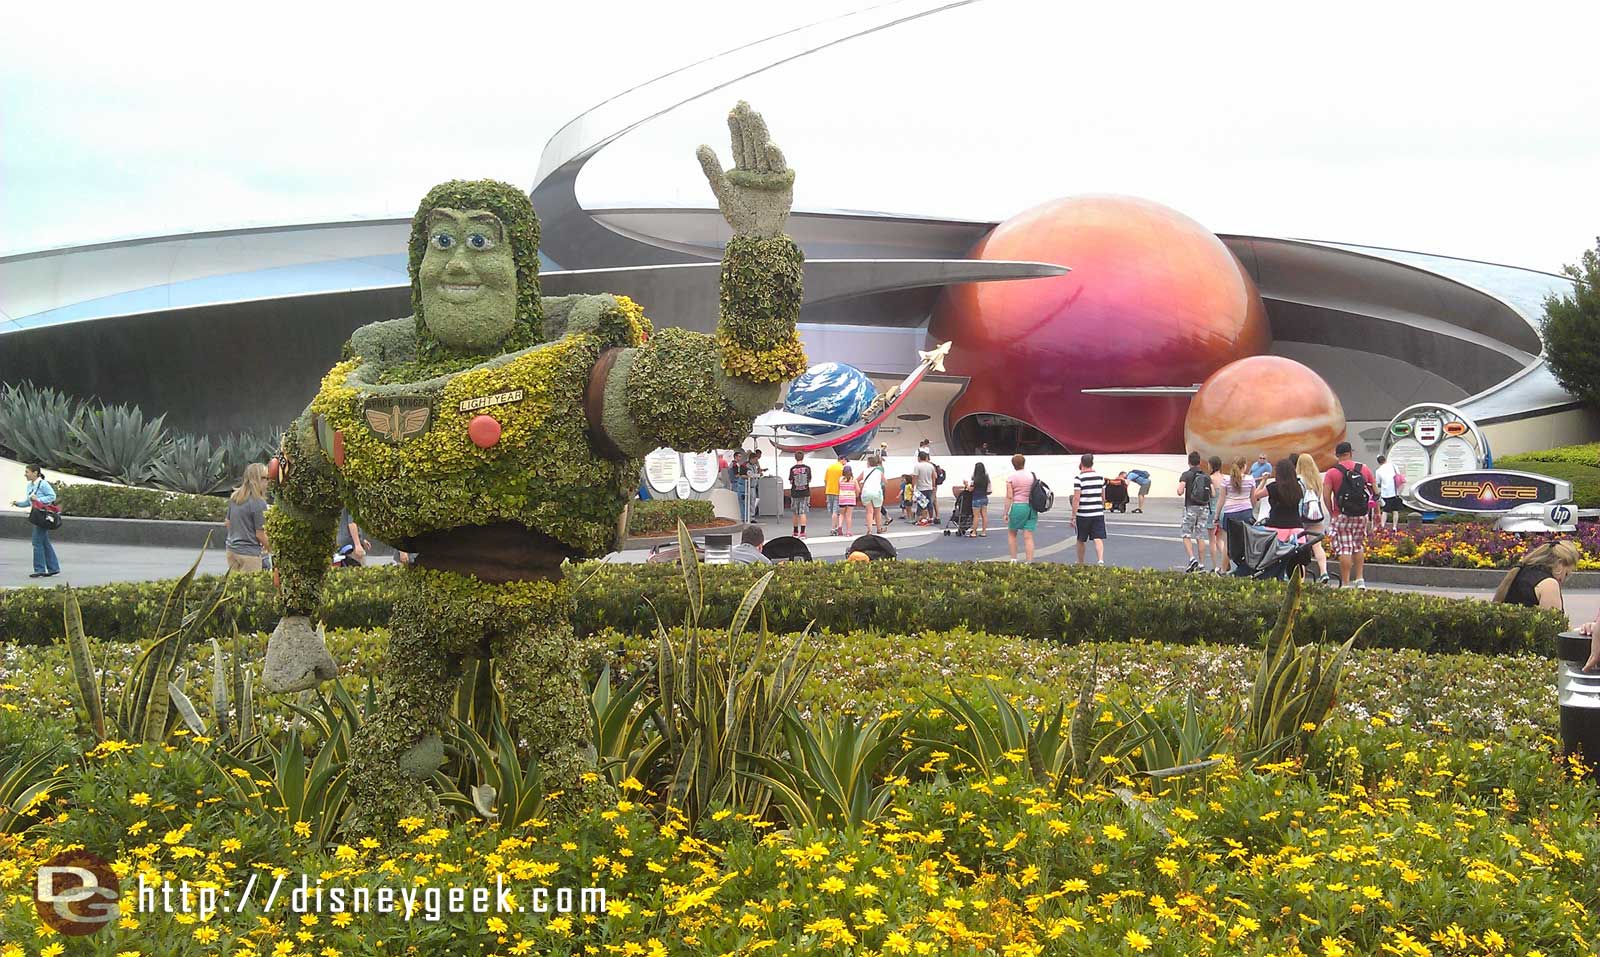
xmin=644 ymin=448 xmax=683 ymax=495
xmin=676 ymin=477 xmax=692 ymax=499
xmin=683 ymin=452 xmax=720 ymax=493
xmin=1431 ymin=435 xmax=1479 ymax=475
xmin=1386 ymin=438 xmax=1430 ymax=492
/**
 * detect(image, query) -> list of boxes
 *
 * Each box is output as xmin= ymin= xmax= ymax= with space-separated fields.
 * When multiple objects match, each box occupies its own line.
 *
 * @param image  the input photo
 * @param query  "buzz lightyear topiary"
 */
xmin=261 ymin=102 xmax=806 ymax=836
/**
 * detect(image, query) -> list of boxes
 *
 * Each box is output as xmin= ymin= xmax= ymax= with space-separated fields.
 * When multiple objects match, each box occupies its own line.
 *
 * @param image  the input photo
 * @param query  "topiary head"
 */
xmin=409 ymin=180 xmax=543 ymax=356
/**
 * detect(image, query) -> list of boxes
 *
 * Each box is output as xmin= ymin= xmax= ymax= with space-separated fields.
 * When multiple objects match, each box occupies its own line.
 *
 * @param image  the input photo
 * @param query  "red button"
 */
xmin=469 ymin=415 xmax=502 ymax=449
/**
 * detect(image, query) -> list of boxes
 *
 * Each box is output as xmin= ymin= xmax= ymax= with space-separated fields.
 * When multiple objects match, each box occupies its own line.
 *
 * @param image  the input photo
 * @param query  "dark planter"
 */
xmin=1557 ymin=631 xmax=1600 ymax=783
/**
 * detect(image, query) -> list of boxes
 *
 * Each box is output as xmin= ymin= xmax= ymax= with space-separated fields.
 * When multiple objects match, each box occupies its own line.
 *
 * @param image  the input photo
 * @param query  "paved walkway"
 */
xmin=3 ymin=501 xmax=1596 ymax=631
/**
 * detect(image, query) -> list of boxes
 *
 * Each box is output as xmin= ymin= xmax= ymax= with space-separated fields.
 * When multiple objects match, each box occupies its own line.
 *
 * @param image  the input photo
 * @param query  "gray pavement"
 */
xmin=3 ymin=500 xmax=1596 ymax=630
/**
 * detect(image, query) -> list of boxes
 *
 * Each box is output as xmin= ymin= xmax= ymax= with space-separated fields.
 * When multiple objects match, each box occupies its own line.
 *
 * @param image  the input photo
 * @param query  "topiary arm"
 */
xmin=696 ymin=102 xmax=807 ymax=390
xmin=265 ymin=414 xmax=342 ymax=617
xmin=589 ymin=103 xmax=807 ymax=457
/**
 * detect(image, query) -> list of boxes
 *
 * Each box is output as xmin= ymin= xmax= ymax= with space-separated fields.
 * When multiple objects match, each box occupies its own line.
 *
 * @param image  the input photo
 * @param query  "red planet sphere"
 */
xmin=930 ymin=195 xmax=1271 ymax=452
xmin=1183 ymin=355 xmax=1347 ymax=469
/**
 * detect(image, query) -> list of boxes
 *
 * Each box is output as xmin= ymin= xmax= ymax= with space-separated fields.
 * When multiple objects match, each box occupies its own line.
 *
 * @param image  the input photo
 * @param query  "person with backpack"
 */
xmin=1322 ymin=441 xmax=1376 ymax=589
xmin=929 ymin=458 xmax=947 ymax=522
xmin=1005 ymin=453 xmax=1039 ymax=563
xmin=1072 ymin=453 xmax=1106 ymax=565
xmin=1177 ymin=451 xmax=1213 ymax=573
xmin=1294 ymin=453 xmax=1332 ymax=584
xmin=1126 ymin=468 xmax=1152 ymax=513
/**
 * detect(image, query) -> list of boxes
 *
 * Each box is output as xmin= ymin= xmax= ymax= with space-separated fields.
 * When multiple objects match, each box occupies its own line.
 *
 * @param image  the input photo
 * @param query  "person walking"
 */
xmin=1177 ymin=451 xmax=1212 ymax=572
xmin=729 ymin=450 xmax=751 ymax=524
xmin=1219 ymin=457 xmax=1256 ymax=575
xmin=225 ymin=462 xmax=272 ymax=572
xmin=969 ymin=462 xmax=992 ymax=537
xmin=1291 ymin=453 xmax=1331 ymax=584
xmin=1323 ymin=441 xmax=1376 ymax=589
xmin=14 ymin=464 xmax=61 ymax=578
xmin=1072 ymin=453 xmax=1107 ymax=565
xmin=335 ymin=507 xmax=371 ymax=568
xmin=836 ymin=464 xmax=858 ymax=536
xmin=787 ymin=451 xmax=813 ymax=538
xmin=1374 ymin=454 xmax=1404 ymax=528
xmin=1202 ymin=456 xmax=1226 ymax=573
xmin=861 ymin=454 xmax=889 ymax=533
xmin=913 ymin=451 xmax=937 ymax=525
xmin=1005 ymin=453 xmax=1037 ymax=562
xmin=1126 ymin=468 xmax=1151 ymax=513
xmin=824 ymin=454 xmax=846 ymax=535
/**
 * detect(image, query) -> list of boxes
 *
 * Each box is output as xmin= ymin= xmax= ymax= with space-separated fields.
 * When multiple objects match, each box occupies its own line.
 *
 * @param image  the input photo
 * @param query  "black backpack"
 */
xmin=1334 ymin=463 xmax=1371 ymax=517
xmin=1029 ymin=472 xmax=1054 ymax=513
xmin=934 ymin=465 xmax=947 ymax=486
xmin=1185 ymin=469 xmax=1213 ymax=507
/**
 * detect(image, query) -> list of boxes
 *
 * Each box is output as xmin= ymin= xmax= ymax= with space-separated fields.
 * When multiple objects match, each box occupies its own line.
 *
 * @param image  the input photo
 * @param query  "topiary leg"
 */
xmin=347 ymin=579 xmax=465 ymax=842
xmin=490 ymin=585 xmax=614 ymax=812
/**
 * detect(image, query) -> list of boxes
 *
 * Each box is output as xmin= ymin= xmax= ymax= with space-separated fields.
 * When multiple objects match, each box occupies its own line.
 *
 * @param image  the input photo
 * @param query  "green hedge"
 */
xmin=1497 ymin=442 xmax=1599 ymax=467
xmin=1496 ymin=444 xmax=1600 ymax=506
xmin=52 ymin=482 xmax=228 ymax=522
xmin=0 ymin=561 xmax=1562 ymax=655
xmin=627 ymin=499 xmax=716 ymax=535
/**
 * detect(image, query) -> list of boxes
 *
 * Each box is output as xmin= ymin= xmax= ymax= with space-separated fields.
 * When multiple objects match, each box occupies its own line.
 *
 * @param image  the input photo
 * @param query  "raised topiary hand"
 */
xmin=696 ymin=100 xmax=794 ymax=239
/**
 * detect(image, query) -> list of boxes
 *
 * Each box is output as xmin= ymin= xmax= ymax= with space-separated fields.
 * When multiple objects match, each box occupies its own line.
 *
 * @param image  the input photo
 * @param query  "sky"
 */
xmin=4 ymin=0 xmax=1599 ymax=272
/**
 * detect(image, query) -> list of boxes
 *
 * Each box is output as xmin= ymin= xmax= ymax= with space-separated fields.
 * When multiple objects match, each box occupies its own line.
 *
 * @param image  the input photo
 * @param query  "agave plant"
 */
xmin=159 ymin=631 xmax=258 ymax=755
xmin=152 ymin=433 xmax=230 ymax=494
xmin=590 ymin=663 xmax=663 ymax=791
xmin=650 ymin=522 xmax=817 ymax=825
xmin=63 ymin=546 xmax=229 ymax=744
xmin=61 ymin=401 xmax=170 ymax=484
xmin=1237 ymin=569 xmax=1364 ymax=763
xmin=917 ymin=675 xmax=1158 ymax=794
xmin=0 ymin=749 xmax=67 ymax=835
xmin=204 ymin=685 xmax=360 ymax=848
xmin=744 ymin=710 xmax=916 ymax=830
xmin=442 ymin=714 xmax=546 ymax=832
xmin=218 ymin=426 xmax=283 ymax=480
xmin=0 ymin=380 xmax=84 ymax=469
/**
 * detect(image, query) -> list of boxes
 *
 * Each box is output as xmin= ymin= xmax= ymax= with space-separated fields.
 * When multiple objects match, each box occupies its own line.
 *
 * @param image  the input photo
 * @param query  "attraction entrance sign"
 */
xmin=1381 ymin=403 xmax=1490 ymax=492
xmin=1406 ymin=470 xmax=1570 ymax=515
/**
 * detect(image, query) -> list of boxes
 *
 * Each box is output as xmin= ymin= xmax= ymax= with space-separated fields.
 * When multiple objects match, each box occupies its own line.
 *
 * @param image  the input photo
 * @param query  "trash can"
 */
xmin=1556 ymin=631 xmax=1600 ymax=781
xmin=703 ymin=533 xmax=733 ymax=565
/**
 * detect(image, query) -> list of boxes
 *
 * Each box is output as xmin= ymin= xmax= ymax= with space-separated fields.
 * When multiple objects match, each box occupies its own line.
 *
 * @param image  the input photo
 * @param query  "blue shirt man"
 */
xmin=1249 ymin=454 xmax=1272 ymax=480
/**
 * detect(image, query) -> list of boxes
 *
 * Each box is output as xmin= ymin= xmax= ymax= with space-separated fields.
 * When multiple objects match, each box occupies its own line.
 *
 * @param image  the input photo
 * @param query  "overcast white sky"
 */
xmin=4 ymin=0 xmax=1599 ymax=271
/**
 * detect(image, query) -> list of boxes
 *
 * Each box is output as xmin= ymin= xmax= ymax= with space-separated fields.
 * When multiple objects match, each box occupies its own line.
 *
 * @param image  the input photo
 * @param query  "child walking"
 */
xmin=837 ymin=464 xmax=858 ymax=537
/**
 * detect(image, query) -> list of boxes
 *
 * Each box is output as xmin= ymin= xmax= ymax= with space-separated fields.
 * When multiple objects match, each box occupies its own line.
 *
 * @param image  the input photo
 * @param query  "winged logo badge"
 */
xmin=362 ymin=396 xmax=432 ymax=444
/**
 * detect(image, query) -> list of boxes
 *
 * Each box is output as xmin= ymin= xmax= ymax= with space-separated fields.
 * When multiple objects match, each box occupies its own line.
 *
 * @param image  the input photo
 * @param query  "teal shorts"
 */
xmin=1008 ymin=503 xmax=1038 ymax=531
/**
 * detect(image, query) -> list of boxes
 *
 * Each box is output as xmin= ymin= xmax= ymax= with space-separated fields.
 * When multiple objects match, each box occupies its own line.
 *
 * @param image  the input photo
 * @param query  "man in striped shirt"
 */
xmin=1072 ymin=453 xmax=1108 ymax=565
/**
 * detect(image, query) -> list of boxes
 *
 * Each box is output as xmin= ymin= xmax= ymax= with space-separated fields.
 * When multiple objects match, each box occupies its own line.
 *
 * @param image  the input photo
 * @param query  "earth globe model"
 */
xmin=784 ymin=362 xmax=880 ymax=456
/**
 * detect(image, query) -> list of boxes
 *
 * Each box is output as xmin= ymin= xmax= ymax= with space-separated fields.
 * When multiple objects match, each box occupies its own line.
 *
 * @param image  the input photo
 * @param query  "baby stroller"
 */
xmin=1240 ymin=524 xmax=1324 ymax=580
xmin=943 ymin=488 xmax=975 ymax=537
xmin=762 ymin=535 xmax=813 ymax=564
xmin=1104 ymin=480 xmax=1130 ymax=513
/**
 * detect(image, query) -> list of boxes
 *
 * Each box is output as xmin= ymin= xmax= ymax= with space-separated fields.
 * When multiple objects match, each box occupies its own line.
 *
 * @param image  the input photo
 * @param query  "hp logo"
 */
xmin=1549 ymin=504 xmax=1573 ymax=526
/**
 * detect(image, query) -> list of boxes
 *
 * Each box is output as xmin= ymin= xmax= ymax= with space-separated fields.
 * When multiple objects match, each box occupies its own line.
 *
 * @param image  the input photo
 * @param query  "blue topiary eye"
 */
xmin=467 ymin=233 xmax=492 ymax=250
xmin=433 ymin=233 xmax=454 ymax=250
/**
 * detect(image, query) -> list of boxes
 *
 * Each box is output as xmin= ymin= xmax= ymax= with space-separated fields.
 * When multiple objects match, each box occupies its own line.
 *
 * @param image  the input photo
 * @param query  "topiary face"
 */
xmin=418 ymin=209 xmax=519 ymax=351
xmin=408 ymin=180 xmax=543 ymax=361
